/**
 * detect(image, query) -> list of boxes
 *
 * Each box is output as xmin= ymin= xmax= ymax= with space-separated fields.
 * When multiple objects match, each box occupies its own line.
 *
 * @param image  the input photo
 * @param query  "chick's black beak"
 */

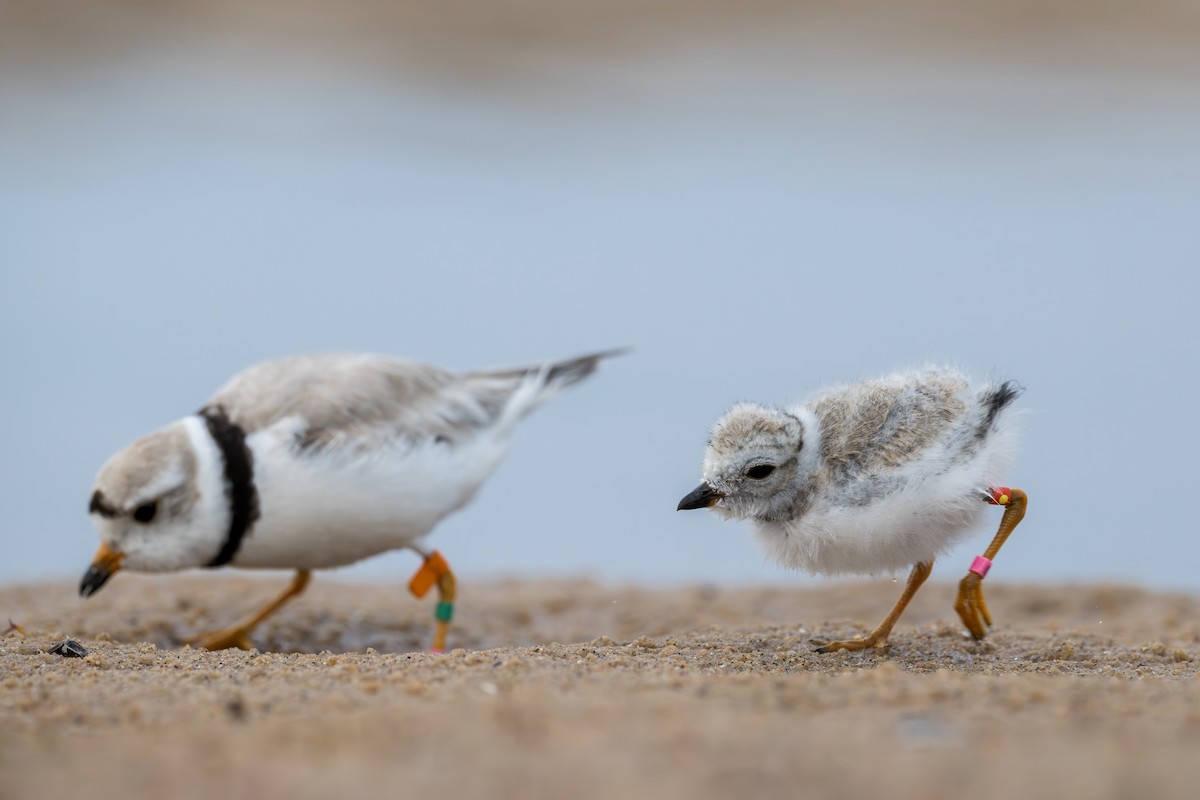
xmin=79 ymin=543 xmax=124 ymax=598
xmin=677 ymin=482 xmax=725 ymax=511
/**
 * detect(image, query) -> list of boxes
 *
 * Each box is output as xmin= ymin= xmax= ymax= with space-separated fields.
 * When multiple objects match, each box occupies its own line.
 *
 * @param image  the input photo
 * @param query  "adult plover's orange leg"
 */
xmin=815 ymin=560 xmax=933 ymax=653
xmin=955 ymin=487 xmax=1028 ymax=640
xmin=187 ymin=569 xmax=311 ymax=651
xmin=409 ymin=550 xmax=457 ymax=652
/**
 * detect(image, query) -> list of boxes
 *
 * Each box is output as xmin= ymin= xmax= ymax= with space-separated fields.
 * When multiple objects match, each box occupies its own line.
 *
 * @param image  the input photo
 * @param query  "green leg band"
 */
xmin=435 ymin=602 xmax=455 ymax=622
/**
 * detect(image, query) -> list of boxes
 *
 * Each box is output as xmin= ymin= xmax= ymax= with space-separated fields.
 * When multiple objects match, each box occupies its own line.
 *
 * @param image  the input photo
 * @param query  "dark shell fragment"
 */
xmin=48 ymin=639 xmax=88 ymax=658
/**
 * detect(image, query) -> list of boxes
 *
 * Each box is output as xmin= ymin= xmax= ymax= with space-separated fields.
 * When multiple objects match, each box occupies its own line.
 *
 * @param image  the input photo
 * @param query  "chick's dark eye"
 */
xmin=745 ymin=464 xmax=776 ymax=480
xmin=133 ymin=501 xmax=158 ymax=524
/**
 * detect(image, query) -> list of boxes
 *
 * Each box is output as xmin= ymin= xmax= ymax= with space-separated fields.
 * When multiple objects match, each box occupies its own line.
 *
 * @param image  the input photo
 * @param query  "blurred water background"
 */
xmin=2 ymin=1 xmax=1198 ymax=590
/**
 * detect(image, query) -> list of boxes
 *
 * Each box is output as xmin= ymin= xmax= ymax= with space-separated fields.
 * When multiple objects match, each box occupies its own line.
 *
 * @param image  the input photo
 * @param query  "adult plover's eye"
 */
xmin=745 ymin=464 xmax=776 ymax=480
xmin=132 ymin=501 xmax=158 ymax=524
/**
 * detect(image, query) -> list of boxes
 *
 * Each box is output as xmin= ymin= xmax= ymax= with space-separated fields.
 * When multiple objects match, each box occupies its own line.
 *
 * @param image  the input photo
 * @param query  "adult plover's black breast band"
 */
xmin=198 ymin=405 xmax=260 ymax=567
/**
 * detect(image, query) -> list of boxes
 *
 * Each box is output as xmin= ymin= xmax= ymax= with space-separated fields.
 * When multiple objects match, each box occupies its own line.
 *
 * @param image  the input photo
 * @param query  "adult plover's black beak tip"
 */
xmin=79 ymin=543 xmax=123 ymax=598
xmin=677 ymin=482 xmax=725 ymax=511
xmin=79 ymin=565 xmax=111 ymax=597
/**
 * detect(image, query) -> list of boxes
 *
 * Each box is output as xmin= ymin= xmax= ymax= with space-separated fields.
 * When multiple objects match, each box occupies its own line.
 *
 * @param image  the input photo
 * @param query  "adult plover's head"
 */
xmin=82 ymin=417 xmax=227 ymax=595
xmin=677 ymin=402 xmax=817 ymax=521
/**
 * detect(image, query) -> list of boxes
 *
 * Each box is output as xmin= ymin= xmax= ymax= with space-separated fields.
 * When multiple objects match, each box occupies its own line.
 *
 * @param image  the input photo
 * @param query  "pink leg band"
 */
xmin=969 ymin=555 xmax=993 ymax=578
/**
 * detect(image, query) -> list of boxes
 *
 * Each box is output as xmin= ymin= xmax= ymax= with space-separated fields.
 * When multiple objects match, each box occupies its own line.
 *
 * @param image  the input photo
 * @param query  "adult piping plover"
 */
xmin=81 ymin=349 xmax=624 ymax=651
xmin=677 ymin=366 xmax=1027 ymax=652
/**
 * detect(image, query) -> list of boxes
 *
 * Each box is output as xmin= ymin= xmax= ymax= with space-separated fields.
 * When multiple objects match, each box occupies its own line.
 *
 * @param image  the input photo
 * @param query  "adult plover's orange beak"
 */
xmin=677 ymin=482 xmax=725 ymax=511
xmin=80 ymin=543 xmax=124 ymax=598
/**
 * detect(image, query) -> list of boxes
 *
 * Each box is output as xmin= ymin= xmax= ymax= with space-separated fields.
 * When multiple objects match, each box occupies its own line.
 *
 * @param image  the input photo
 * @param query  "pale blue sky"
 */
xmin=2 ymin=37 xmax=1197 ymax=591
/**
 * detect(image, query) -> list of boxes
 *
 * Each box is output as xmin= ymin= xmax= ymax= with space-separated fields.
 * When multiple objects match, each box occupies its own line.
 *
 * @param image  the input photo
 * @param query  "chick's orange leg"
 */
xmin=815 ymin=560 xmax=933 ymax=653
xmin=955 ymin=487 xmax=1028 ymax=640
xmin=409 ymin=551 xmax=456 ymax=652
xmin=187 ymin=569 xmax=311 ymax=651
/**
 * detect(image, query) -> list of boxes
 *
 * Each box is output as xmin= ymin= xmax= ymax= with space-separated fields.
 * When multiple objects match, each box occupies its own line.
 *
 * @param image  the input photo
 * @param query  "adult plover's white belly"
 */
xmin=231 ymin=429 xmax=510 ymax=570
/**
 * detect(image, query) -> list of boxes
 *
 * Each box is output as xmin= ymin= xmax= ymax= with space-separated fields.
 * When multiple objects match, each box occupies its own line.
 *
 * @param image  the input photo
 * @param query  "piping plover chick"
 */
xmin=678 ymin=366 xmax=1027 ymax=652
xmin=82 ymin=349 xmax=624 ymax=651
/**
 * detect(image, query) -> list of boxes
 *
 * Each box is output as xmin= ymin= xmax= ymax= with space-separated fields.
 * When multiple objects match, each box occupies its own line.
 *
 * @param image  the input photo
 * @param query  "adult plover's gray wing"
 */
xmin=205 ymin=349 xmax=623 ymax=449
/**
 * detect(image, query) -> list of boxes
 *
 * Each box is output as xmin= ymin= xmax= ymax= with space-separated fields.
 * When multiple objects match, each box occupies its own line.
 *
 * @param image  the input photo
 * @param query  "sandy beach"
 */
xmin=3 ymin=2 xmax=1199 ymax=798
xmin=3 ymin=576 xmax=1198 ymax=799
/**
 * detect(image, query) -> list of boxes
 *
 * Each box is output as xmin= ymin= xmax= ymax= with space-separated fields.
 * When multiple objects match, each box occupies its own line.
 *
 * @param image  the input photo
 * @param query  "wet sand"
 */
xmin=2 ymin=576 xmax=1199 ymax=799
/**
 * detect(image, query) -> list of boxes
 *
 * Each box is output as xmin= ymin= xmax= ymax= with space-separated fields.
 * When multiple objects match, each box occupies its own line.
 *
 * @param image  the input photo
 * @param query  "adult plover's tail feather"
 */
xmin=981 ymin=380 xmax=1024 ymax=431
xmin=472 ymin=348 xmax=628 ymax=388
xmin=540 ymin=347 xmax=631 ymax=390
xmin=469 ymin=348 xmax=628 ymax=426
